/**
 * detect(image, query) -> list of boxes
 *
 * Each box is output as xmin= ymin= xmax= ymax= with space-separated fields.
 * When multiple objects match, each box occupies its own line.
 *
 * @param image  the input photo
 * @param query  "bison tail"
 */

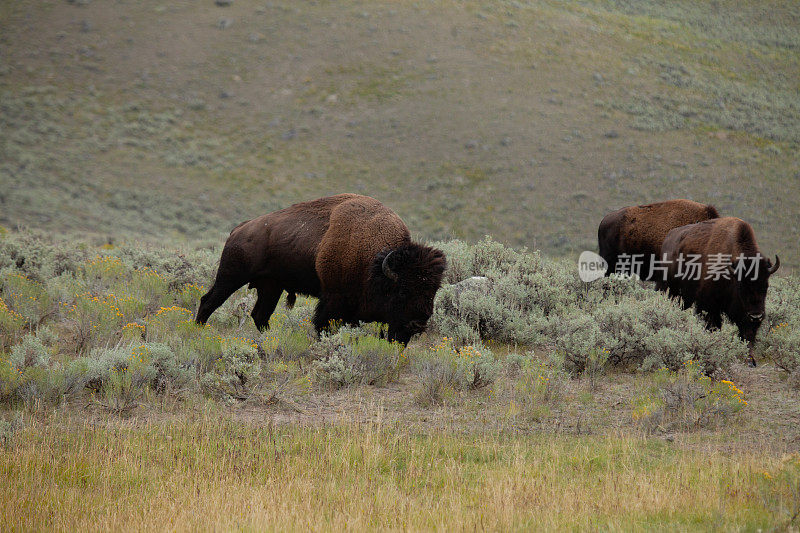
xmin=286 ymin=292 xmax=297 ymax=309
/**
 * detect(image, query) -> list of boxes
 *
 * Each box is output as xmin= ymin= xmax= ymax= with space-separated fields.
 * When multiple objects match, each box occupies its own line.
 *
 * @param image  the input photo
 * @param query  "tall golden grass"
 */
xmin=0 ymin=410 xmax=789 ymax=531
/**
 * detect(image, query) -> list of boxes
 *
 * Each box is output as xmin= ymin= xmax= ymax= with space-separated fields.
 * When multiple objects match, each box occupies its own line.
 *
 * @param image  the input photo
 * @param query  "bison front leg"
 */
xmin=702 ymin=311 xmax=722 ymax=331
xmin=737 ymin=323 xmax=760 ymax=368
xmin=387 ymin=324 xmax=412 ymax=346
xmin=313 ymin=296 xmax=358 ymax=334
xmin=745 ymin=341 xmax=757 ymax=368
xmin=312 ymin=298 xmax=332 ymax=334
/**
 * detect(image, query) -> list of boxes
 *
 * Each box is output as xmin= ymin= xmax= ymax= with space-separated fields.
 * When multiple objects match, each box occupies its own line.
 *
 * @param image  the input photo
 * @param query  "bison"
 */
xmin=598 ymin=199 xmax=719 ymax=279
xmin=195 ymin=194 xmax=447 ymax=345
xmin=659 ymin=217 xmax=780 ymax=366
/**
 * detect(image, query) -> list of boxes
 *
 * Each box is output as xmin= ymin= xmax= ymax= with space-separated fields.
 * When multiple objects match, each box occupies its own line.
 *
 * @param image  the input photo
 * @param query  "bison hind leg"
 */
xmin=197 ymin=244 xmax=251 ymax=325
xmin=251 ymin=280 xmax=283 ymax=332
xmin=196 ymin=280 xmax=245 ymax=325
xmin=702 ymin=310 xmax=722 ymax=331
xmin=312 ymin=299 xmax=331 ymax=334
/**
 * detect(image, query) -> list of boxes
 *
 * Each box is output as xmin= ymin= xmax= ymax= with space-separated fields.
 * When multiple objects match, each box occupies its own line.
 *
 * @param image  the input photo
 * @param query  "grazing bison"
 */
xmin=660 ymin=217 xmax=780 ymax=366
xmin=195 ymin=194 xmax=447 ymax=345
xmin=598 ymin=199 xmax=719 ymax=279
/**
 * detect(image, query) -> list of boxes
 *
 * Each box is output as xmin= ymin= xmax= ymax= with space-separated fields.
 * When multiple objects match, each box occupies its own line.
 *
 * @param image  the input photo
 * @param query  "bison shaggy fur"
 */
xmin=598 ymin=199 xmax=719 ymax=279
xmin=660 ymin=217 xmax=780 ymax=365
xmin=195 ymin=194 xmax=447 ymax=344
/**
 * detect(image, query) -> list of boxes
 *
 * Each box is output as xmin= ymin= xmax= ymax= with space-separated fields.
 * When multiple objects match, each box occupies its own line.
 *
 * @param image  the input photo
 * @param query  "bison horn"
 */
xmin=382 ymin=251 xmax=399 ymax=282
xmin=768 ymin=255 xmax=780 ymax=275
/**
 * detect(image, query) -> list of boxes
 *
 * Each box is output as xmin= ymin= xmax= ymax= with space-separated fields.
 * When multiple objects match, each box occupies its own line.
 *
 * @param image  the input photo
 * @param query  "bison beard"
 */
xmin=195 ymin=194 xmax=447 ymax=345
xmin=314 ymin=244 xmax=447 ymax=344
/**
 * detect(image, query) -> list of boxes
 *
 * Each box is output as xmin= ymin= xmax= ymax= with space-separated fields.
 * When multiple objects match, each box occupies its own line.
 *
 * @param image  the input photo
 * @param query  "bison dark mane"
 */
xmin=368 ymin=244 xmax=447 ymax=296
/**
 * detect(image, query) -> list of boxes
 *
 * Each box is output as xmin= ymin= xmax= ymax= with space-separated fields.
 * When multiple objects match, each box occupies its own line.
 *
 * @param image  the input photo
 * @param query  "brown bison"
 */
xmin=598 ymin=199 xmax=719 ymax=279
xmin=195 ymin=194 xmax=447 ymax=344
xmin=660 ymin=217 xmax=780 ymax=366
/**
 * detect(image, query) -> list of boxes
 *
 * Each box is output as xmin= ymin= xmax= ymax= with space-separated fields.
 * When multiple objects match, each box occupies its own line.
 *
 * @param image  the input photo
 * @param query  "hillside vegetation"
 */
xmin=1 ymin=0 xmax=798 ymax=263
xmin=1 ymin=230 xmax=799 ymax=427
xmin=2 ymin=231 xmax=800 ymax=529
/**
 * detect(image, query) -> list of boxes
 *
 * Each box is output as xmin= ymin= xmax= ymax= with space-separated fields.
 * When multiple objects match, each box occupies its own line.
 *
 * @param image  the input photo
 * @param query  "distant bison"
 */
xmin=195 ymin=194 xmax=447 ymax=344
xmin=598 ymin=199 xmax=719 ymax=279
xmin=660 ymin=217 xmax=780 ymax=366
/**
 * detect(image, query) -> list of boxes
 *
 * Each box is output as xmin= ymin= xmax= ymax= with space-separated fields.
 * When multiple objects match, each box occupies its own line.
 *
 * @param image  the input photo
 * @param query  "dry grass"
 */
xmin=0 ymin=409 xmax=793 ymax=531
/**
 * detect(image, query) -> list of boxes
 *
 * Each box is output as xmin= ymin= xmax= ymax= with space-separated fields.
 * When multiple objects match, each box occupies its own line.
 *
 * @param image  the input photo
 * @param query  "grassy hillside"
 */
xmin=1 ymin=0 xmax=798 ymax=264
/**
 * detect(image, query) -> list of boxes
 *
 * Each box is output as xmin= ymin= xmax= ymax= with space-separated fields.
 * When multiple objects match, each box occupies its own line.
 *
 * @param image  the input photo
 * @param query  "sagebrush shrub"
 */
xmin=177 ymin=282 xmax=205 ymax=311
xmin=511 ymin=355 xmax=569 ymax=418
xmin=83 ymin=256 xmax=130 ymax=284
xmin=764 ymin=277 xmax=800 ymax=330
xmin=759 ymin=322 xmax=800 ymax=372
xmin=200 ymin=336 xmax=261 ymax=401
xmin=64 ymin=293 xmax=124 ymax=353
xmin=632 ymin=361 xmax=747 ymax=432
xmin=431 ymin=238 xmax=567 ymax=345
xmin=412 ymin=337 xmax=500 ymax=405
xmin=311 ymin=327 xmax=403 ymax=389
xmin=552 ymin=314 xmax=607 ymax=376
xmin=274 ymin=327 xmax=313 ymax=360
xmin=0 ymin=357 xmax=22 ymax=403
xmin=433 ymin=284 xmax=538 ymax=345
xmin=0 ymin=229 xmax=796 ymax=414
xmin=0 ymin=297 xmax=24 ymax=350
xmin=9 ymin=366 xmax=61 ymax=405
xmin=9 ymin=334 xmax=50 ymax=369
xmin=590 ymin=294 xmax=747 ymax=373
xmin=431 ymin=237 xmax=755 ymax=375
xmin=146 ymin=305 xmax=195 ymax=342
xmin=759 ymin=277 xmax=800 ymax=371
xmin=254 ymin=359 xmax=312 ymax=405
xmin=412 ymin=351 xmax=460 ymax=407
xmin=83 ymin=345 xmax=156 ymax=392
xmin=0 ymin=271 xmax=50 ymax=327
xmin=126 ymin=267 xmax=171 ymax=310
xmin=0 ymin=231 xmax=88 ymax=280
xmin=146 ymin=342 xmax=196 ymax=394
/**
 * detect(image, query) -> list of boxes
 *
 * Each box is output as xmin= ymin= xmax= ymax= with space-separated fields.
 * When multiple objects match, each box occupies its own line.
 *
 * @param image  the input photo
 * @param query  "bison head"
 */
xmin=730 ymin=254 xmax=780 ymax=339
xmin=369 ymin=244 xmax=447 ymax=344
